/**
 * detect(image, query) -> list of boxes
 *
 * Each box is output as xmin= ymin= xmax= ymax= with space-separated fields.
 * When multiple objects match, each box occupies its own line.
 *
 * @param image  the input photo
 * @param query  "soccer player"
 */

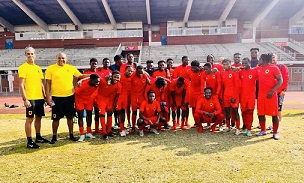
xmin=221 ymin=59 xmax=241 ymax=135
xmin=268 ymin=53 xmax=289 ymax=132
xmin=120 ymin=53 xmax=137 ymax=73
xmin=145 ymin=60 xmax=155 ymax=76
xmin=109 ymin=55 xmax=123 ymax=71
xmin=250 ymin=48 xmax=260 ymax=68
xmin=97 ymin=70 xmax=121 ymax=140
xmin=239 ymin=58 xmax=257 ymax=136
xmin=46 ymin=52 xmax=89 ymax=144
xmin=98 ymin=57 xmax=112 ymax=76
xmin=83 ymin=58 xmax=101 ymax=134
xmin=74 ymin=74 xmax=100 ymax=141
xmin=256 ymin=53 xmax=282 ymax=140
xmin=193 ymin=87 xmax=224 ymax=133
xmin=166 ymin=58 xmax=174 ymax=78
xmin=207 ymin=54 xmax=224 ymax=72
xmin=129 ymin=65 xmax=150 ymax=134
xmin=170 ymin=77 xmax=189 ymax=130
xmin=137 ymin=90 xmax=166 ymax=136
xmin=152 ymin=60 xmax=171 ymax=79
xmin=19 ymin=46 xmax=49 ymax=148
xmin=188 ymin=60 xmax=203 ymax=128
xmin=232 ymin=53 xmax=242 ymax=67
xmin=116 ymin=65 xmax=133 ymax=136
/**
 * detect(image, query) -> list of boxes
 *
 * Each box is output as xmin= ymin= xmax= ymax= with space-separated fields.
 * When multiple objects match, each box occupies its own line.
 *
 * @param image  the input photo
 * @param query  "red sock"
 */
xmin=86 ymin=127 xmax=92 ymax=134
xmin=100 ymin=116 xmax=107 ymax=134
xmin=177 ymin=118 xmax=180 ymax=125
xmin=107 ymin=116 xmax=113 ymax=134
xmin=235 ymin=120 xmax=240 ymax=130
xmin=225 ymin=119 xmax=231 ymax=128
xmin=259 ymin=121 xmax=266 ymax=132
xmin=95 ymin=121 xmax=99 ymax=131
xmin=79 ymin=126 xmax=84 ymax=135
xmin=273 ymin=122 xmax=279 ymax=134
xmin=247 ymin=111 xmax=253 ymax=131
xmin=119 ymin=123 xmax=124 ymax=132
xmin=132 ymin=114 xmax=136 ymax=128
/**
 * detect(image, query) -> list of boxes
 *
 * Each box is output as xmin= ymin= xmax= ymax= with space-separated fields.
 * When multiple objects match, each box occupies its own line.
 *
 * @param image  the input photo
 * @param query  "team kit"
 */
xmin=18 ymin=47 xmax=288 ymax=148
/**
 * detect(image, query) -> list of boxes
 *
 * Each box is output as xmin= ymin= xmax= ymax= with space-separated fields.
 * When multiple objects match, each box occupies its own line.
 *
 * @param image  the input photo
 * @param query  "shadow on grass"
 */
xmin=0 ymin=127 xmax=273 ymax=157
xmin=283 ymin=112 xmax=304 ymax=117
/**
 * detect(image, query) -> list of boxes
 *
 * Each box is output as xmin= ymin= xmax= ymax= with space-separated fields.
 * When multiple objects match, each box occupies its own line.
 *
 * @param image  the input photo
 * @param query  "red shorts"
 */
xmin=257 ymin=93 xmax=278 ymax=116
xmin=189 ymin=91 xmax=202 ymax=108
xmin=142 ymin=116 xmax=158 ymax=125
xmin=75 ymin=97 xmax=94 ymax=111
xmin=97 ymin=98 xmax=113 ymax=114
xmin=194 ymin=113 xmax=224 ymax=123
xmin=131 ymin=95 xmax=145 ymax=111
xmin=223 ymin=95 xmax=239 ymax=108
xmin=240 ymin=95 xmax=255 ymax=112
xmin=116 ymin=92 xmax=131 ymax=110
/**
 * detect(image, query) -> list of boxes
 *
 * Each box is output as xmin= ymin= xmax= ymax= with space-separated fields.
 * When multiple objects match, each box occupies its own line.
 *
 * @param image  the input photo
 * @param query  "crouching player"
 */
xmin=193 ymin=87 xmax=224 ymax=133
xmin=137 ymin=90 xmax=166 ymax=136
xmin=75 ymin=74 xmax=100 ymax=141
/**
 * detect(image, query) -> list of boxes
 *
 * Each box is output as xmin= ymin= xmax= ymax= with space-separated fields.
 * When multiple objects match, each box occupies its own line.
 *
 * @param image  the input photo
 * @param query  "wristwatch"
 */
xmin=22 ymin=97 xmax=27 ymax=101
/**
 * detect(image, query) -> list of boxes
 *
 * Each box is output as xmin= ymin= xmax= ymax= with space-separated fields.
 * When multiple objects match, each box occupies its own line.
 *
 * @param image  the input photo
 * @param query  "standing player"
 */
xmin=116 ymin=65 xmax=133 ymax=136
xmin=152 ymin=60 xmax=171 ymax=79
xmin=109 ymin=55 xmax=123 ymax=72
xmin=207 ymin=54 xmax=224 ymax=72
xmin=166 ymin=58 xmax=174 ymax=78
xmin=193 ymin=87 xmax=224 ymax=133
xmin=232 ymin=53 xmax=242 ymax=67
xmin=74 ymin=74 xmax=100 ymax=141
xmin=250 ymin=48 xmax=260 ymax=68
xmin=46 ymin=52 xmax=89 ymax=144
xmin=97 ymin=70 xmax=121 ymax=140
xmin=120 ymin=53 xmax=137 ymax=73
xmin=221 ymin=59 xmax=241 ymax=135
xmin=239 ymin=58 xmax=257 ymax=136
xmin=268 ymin=53 xmax=289 ymax=132
xmin=145 ymin=60 xmax=155 ymax=76
xmin=19 ymin=46 xmax=49 ymax=148
xmin=137 ymin=90 xmax=166 ymax=136
xmin=170 ymin=77 xmax=189 ymax=130
xmin=256 ymin=53 xmax=282 ymax=140
xmin=83 ymin=58 xmax=101 ymax=134
xmin=129 ymin=65 xmax=150 ymax=134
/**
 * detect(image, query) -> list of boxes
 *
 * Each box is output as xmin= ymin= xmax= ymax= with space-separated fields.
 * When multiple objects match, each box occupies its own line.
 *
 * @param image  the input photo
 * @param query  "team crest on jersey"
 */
xmin=265 ymin=69 xmax=269 ymax=74
xmin=210 ymin=103 xmax=213 ymax=107
xmin=154 ymin=108 xmax=156 ymax=111
xmin=28 ymin=111 xmax=32 ymax=115
xmin=53 ymin=114 xmax=56 ymax=118
xmin=142 ymin=79 xmax=146 ymax=83
xmin=249 ymin=75 xmax=252 ymax=79
xmin=229 ymin=74 xmax=232 ymax=78
xmin=198 ymin=72 xmax=201 ymax=76
xmin=212 ymin=75 xmax=215 ymax=79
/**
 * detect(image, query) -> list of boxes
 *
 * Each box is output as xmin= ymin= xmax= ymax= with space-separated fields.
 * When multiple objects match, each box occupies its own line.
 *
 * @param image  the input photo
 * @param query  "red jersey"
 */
xmin=257 ymin=65 xmax=281 ymax=95
xmin=167 ymin=68 xmax=174 ymax=78
xmin=97 ymin=78 xmax=122 ymax=100
xmin=239 ymin=68 xmax=257 ymax=96
xmin=120 ymin=63 xmax=137 ymax=73
xmin=232 ymin=63 xmax=242 ymax=67
xmin=152 ymin=70 xmax=168 ymax=78
xmin=120 ymin=74 xmax=132 ymax=96
xmin=212 ymin=63 xmax=224 ymax=73
xmin=201 ymin=71 xmax=221 ymax=96
xmin=140 ymin=100 xmax=161 ymax=118
xmin=83 ymin=69 xmax=97 ymax=75
xmin=188 ymin=70 xmax=202 ymax=93
xmin=170 ymin=79 xmax=189 ymax=95
xmin=275 ymin=63 xmax=289 ymax=93
xmin=172 ymin=65 xmax=190 ymax=79
xmin=195 ymin=96 xmax=222 ymax=115
xmin=97 ymin=67 xmax=112 ymax=76
xmin=221 ymin=69 xmax=239 ymax=97
xmin=130 ymin=72 xmax=148 ymax=97
xmin=145 ymin=78 xmax=167 ymax=102
xmin=74 ymin=79 xmax=98 ymax=100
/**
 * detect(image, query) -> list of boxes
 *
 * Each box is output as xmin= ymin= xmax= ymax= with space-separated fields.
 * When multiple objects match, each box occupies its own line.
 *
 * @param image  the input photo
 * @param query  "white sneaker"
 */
xmin=219 ymin=126 xmax=223 ymax=132
xmin=120 ymin=130 xmax=127 ymax=137
xmin=85 ymin=133 xmax=95 ymax=139
xmin=139 ymin=130 xmax=144 ymax=137
xmin=151 ymin=128 xmax=159 ymax=134
xmin=78 ymin=135 xmax=85 ymax=142
xmin=234 ymin=129 xmax=240 ymax=135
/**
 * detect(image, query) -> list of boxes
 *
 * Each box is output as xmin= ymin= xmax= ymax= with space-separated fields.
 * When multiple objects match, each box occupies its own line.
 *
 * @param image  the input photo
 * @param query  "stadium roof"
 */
xmin=0 ymin=0 xmax=304 ymax=31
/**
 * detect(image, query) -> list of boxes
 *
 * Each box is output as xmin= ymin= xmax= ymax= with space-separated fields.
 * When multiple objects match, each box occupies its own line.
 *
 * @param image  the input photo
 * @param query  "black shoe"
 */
xmin=102 ymin=135 xmax=108 ymax=140
xmin=27 ymin=141 xmax=40 ymax=149
xmin=35 ymin=137 xmax=50 ymax=143
xmin=164 ymin=124 xmax=170 ymax=129
xmin=69 ymin=136 xmax=78 ymax=141
xmin=49 ymin=139 xmax=57 ymax=144
xmin=108 ymin=132 xmax=117 ymax=137
xmin=242 ymin=125 xmax=246 ymax=130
